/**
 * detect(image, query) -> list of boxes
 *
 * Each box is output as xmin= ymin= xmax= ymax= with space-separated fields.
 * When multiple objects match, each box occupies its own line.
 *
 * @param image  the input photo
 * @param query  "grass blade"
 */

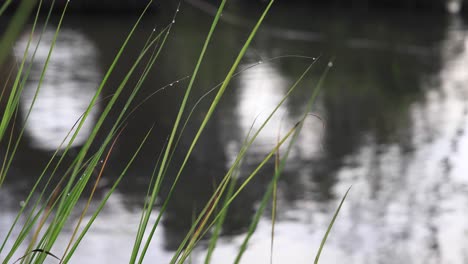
xmin=314 ymin=187 xmax=351 ymax=264
xmin=0 ymin=0 xmax=37 ymax=68
xmin=132 ymin=1 xmax=227 ymax=262
xmin=0 ymin=0 xmax=13 ymax=17
xmin=61 ymin=127 xmax=155 ymax=264
xmin=270 ymin=130 xmax=280 ymax=264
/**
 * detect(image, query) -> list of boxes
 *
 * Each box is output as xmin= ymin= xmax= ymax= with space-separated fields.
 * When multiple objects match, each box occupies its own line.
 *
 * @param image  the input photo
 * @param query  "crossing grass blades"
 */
xmin=0 ymin=0 xmax=350 ymax=263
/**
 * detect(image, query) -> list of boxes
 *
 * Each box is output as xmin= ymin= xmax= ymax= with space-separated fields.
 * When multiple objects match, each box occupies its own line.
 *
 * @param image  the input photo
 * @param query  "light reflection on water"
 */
xmin=2 ymin=192 xmax=173 ymax=264
xmin=2 ymin=6 xmax=468 ymax=264
xmin=316 ymin=15 xmax=468 ymax=264
xmin=235 ymin=61 xmax=293 ymax=158
xmin=14 ymin=28 xmax=101 ymax=151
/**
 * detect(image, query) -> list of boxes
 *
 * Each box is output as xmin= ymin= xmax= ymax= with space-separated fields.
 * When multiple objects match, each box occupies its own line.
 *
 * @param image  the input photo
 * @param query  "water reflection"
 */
xmin=306 ymin=14 xmax=468 ymax=264
xmin=14 ymin=27 xmax=101 ymax=151
xmin=2 ymin=5 xmax=468 ymax=264
xmin=235 ymin=61 xmax=292 ymax=158
xmin=1 ymin=191 xmax=175 ymax=264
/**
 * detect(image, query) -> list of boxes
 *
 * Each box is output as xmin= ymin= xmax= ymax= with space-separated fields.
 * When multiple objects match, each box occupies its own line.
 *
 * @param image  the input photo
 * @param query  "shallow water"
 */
xmin=1 ymin=3 xmax=468 ymax=264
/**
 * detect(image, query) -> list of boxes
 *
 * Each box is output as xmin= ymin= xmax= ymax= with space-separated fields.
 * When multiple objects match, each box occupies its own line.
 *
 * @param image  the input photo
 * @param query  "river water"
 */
xmin=1 ymin=2 xmax=468 ymax=264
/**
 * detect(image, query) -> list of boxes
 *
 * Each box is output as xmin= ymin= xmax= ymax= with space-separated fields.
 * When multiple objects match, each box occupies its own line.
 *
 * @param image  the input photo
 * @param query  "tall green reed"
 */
xmin=0 ymin=0 xmax=349 ymax=263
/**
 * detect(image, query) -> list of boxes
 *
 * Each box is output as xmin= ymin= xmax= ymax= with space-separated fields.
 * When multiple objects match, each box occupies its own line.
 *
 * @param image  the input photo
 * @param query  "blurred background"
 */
xmin=1 ymin=0 xmax=468 ymax=263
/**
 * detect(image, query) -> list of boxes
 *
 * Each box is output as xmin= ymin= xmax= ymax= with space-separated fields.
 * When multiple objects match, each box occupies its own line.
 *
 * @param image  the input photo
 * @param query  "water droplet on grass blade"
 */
xmin=328 ymin=61 xmax=334 ymax=67
xmin=20 ymin=201 xmax=25 ymax=207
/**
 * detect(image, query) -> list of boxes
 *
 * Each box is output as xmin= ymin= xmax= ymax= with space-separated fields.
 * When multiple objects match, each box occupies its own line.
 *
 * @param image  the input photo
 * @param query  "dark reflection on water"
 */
xmin=2 ymin=2 xmax=468 ymax=263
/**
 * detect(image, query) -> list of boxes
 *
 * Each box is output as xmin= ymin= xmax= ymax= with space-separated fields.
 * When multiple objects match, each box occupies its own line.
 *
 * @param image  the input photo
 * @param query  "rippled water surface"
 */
xmin=1 ymin=2 xmax=468 ymax=263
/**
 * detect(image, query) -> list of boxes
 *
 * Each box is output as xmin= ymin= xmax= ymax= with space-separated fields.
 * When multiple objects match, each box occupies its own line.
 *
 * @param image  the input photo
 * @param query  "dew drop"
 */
xmin=100 ymin=160 xmax=104 ymax=164
xmin=328 ymin=61 xmax=333 ymax=67
xmin=170 ymin=83 xmax=173 ymax=86
xmin=67 ymin=193 xmax=70 ymax=196
xmin=153 ymin=28 xmax=156 ymax=32
xmin=258 ymin=61 xmax=263 ymax=64
xmin=172 ymin=20 xmax=175 ymax=24
xmin=312 ymin=57 xmax=316 ymax=60
xmin=20 ymin=201 xmax=25 ymax=207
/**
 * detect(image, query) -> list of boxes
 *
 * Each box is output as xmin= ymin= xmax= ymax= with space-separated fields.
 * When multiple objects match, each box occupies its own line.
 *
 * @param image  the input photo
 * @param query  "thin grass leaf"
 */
xmin=0 ymin=1 xmax=334 ymax=263
xmin=82 ymin=14 xmax=180 ymax=264
xmin=47 ymin=10 xmax=165 ymax=262
xmin=0 ymin=1 xmax=71 ymax=258
xmin=61 ymin=127 xmax=155 ymax=264
xmin=132 ymin=1 xmax=228 ymax=262
xmin=11 ymin=111 xmax=118 ymax=261
xmin=0 ymin=0 xmax=13 ymax=17
xmin=0 ymin=105 xmax=18 ymax=183
xmin=0 ymin=61 xmax=16 ymax=104
xmin=61 ymin=125 xmax=127 ymax=261
xmin=3 ymin=154 xmax=98 ymax=263
xmin=0 ymin=0 xmax=37 ymax=68
xmin=172 ymin=56 xmax=320 ymax=263
xmin=133 ymin=58 xmax=314 ymax=253
xmin=15 ymin=8 xmax=161 ymax=264
xmin=0 ymin=0 xmax=44 ymax=162
xmin=203 ymin=177 xmax=237 ymax=264
xmin=134 ymin=136 xmax=169 ymax=248
xmin=178 ymin=113 xmax=309 ymax=264
xmin=40 ymin=2 xmax=159 ymax=256
xmin=10 ymin=27 xmax=165 ymax=260
xmin=2 ymin=0 xmax=57 ymax=171
xmin=48 ymin=0 xmax=155 ymax=202
xmin=234 ymin=124 xmax=302 ymax=264
xmin=210 ymin=58 xmax=330 ymax=264
xmin=140 ymin=2 xmax=277 ymax=263
xmin=203 ymin=122 xmax=256 ymax=264
xmin=233 ymin=122 xmax=300 ymax=264
xmin=136 ymin=57 xmax=308 ymax=264
xmin=270 ymin=128 xmax=280 ymax=264
xmin=314 ymin=187 xmax=351 ymax=264
xmin=177 ymin=123 xmax=297 ymax=264
xmin=0 ymin=0 xmax=59 ymax=187
xmin=19 ymin=148 xmax=117 ymax=264
xmin=137 ymin=56 xmax=316 ymax=191
xmin=1 ymin=99 xmax=108 ymax=260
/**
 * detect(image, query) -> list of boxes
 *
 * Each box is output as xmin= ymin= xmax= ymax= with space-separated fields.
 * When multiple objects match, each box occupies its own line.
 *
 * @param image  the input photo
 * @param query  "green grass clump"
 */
xmin=0 ymin=1 xmax=348 ymax=263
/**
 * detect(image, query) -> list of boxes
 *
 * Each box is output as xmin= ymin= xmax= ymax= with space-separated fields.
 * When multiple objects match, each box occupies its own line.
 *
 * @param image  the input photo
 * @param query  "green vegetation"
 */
xmin=0 ymin=1 xmax=348 ymax=263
